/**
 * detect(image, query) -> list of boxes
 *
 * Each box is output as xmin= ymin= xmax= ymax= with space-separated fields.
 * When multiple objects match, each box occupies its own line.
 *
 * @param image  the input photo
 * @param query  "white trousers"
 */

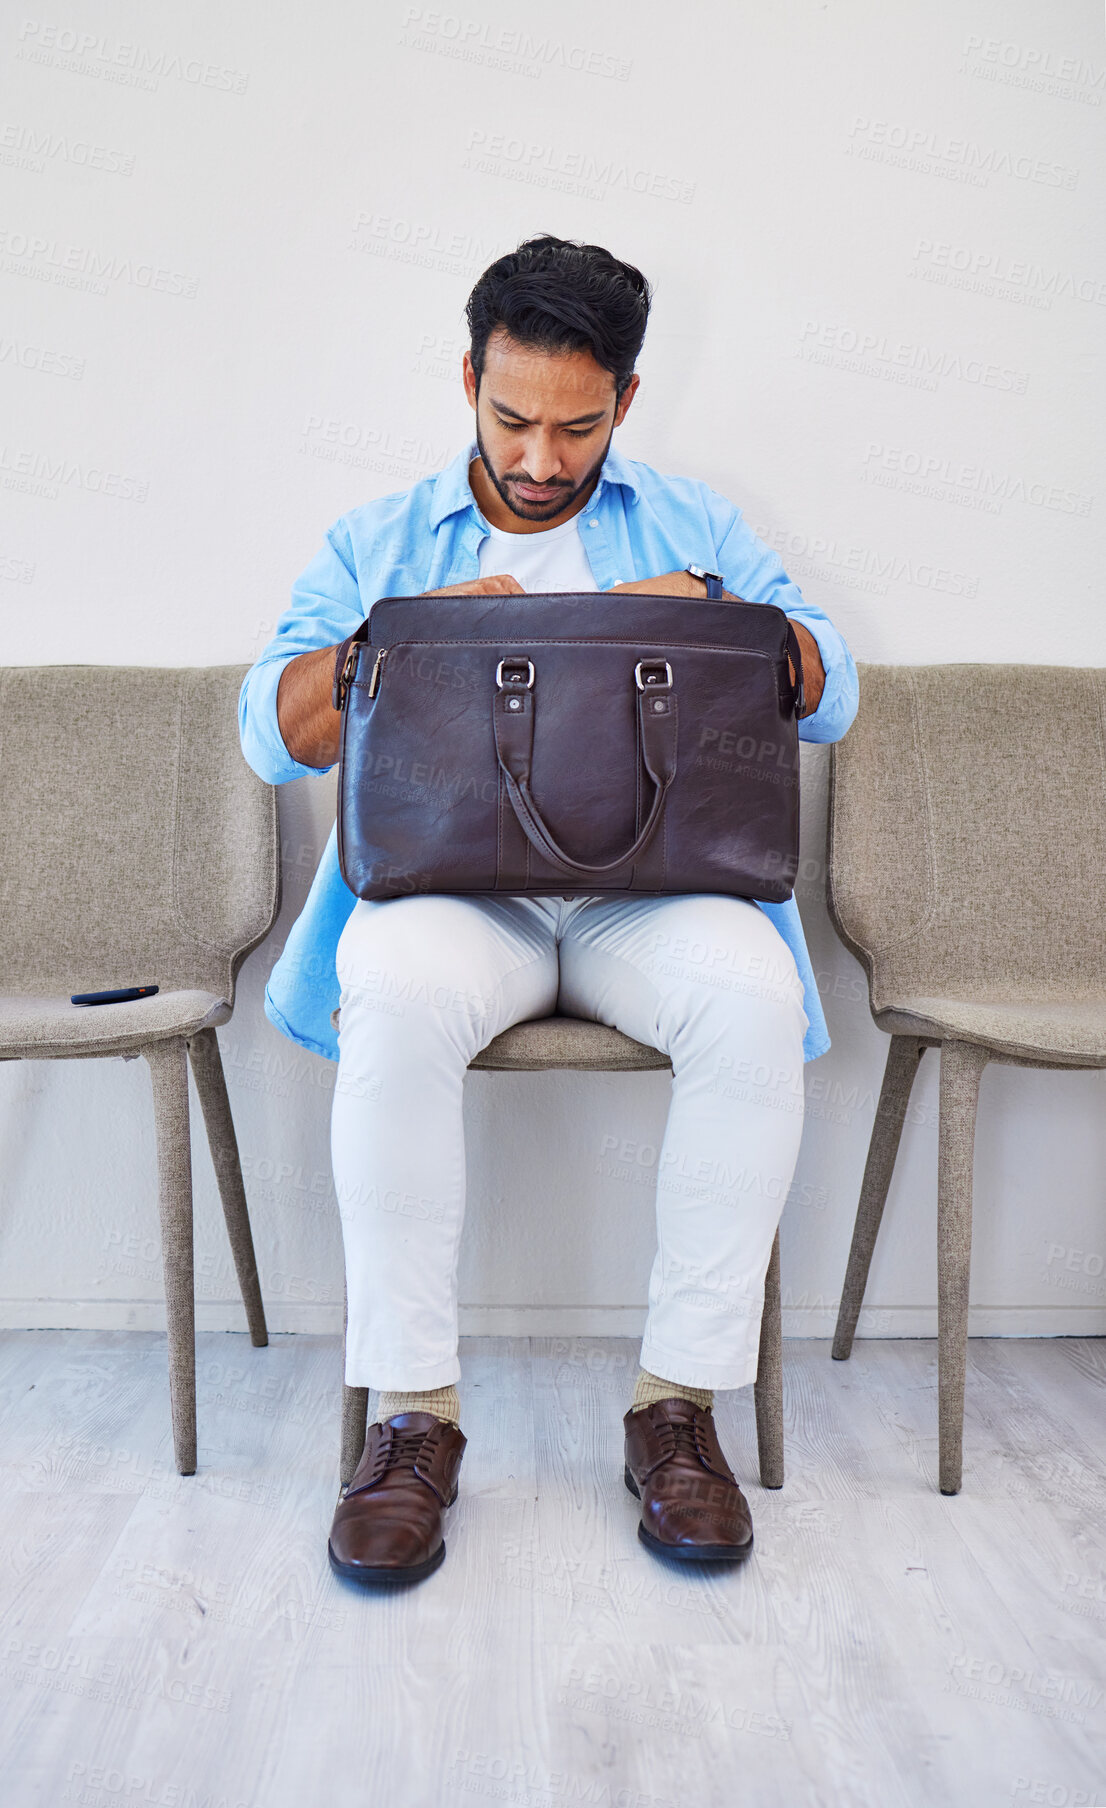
xmin=331 ymin=892 xmax=809 ymax=1392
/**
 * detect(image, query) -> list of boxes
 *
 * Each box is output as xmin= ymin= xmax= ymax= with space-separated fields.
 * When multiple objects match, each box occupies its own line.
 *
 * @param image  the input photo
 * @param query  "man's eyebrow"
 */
xmin=488 ymin=398 xmax=608 ymax=427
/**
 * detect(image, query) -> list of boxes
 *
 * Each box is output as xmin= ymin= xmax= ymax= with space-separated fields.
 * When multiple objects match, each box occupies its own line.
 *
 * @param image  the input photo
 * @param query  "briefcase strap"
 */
xmin=492 ymin=657 xmax=678 ymax=877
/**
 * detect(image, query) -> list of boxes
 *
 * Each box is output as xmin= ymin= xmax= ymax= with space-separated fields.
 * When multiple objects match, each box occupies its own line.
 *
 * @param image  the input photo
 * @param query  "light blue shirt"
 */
xmin=239 ymin=440 xmax=859 ymax=1063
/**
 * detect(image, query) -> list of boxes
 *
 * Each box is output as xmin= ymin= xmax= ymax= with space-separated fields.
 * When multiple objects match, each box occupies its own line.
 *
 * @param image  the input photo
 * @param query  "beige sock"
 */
xmin=376 ymin=1384 xmax=461 ymax=1427
xmin=631 ymin=1368 xmax=714 ymax=1414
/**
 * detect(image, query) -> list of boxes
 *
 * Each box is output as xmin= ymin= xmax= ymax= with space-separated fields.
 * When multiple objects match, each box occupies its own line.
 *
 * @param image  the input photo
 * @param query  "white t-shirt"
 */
xmin=477 ymin=506 xmax=598 ymax=903
xmin=477 ymin=510 xmax=598 ymax=593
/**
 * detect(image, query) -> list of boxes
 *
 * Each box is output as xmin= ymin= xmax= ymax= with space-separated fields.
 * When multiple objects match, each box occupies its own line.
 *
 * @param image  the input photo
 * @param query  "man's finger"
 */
xmin=423 ymin=575 xmax=525 ymax=596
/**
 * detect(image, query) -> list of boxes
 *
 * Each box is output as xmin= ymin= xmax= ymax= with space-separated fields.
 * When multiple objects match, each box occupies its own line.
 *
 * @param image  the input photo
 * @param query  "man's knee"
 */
xmin=706 ymin=1043 xmax=806 ymax=1110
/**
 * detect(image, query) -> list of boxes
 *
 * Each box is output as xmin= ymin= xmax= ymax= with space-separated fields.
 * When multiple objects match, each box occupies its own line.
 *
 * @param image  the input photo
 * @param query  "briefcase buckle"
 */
xmin=496 ymin=657 xmax=535 ymax=689
xmin=635 ymin=659 xmax=673 ymax=691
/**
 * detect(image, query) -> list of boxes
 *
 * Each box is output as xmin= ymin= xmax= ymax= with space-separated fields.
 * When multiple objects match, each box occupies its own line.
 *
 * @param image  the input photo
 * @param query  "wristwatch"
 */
xmin=685 ymin=563 xmax=725 ymax=599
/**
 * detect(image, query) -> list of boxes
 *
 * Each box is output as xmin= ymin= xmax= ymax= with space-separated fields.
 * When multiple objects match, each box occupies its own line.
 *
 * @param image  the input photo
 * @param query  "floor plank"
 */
xmin=0 ymin=1330 xmax=1103 ymax=1808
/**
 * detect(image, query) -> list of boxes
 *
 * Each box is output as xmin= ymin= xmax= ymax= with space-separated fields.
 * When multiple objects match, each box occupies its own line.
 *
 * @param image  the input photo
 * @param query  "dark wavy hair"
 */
xmin=465 ymin=234 xmax=652 ymax=400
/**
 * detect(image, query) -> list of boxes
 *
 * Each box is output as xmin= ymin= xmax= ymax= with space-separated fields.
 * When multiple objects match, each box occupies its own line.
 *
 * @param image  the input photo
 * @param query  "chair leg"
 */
xmin=145 ymin=1037 xmax=197 ymax=1476
xmin=936 ymin=1038 xmax=988 ymax=1497
xmin=832 ymin=1035 xmax=927 ymax=1360
xmin=339 ymin=1286 xmax=369 ymax=1486
xmin=187 ymin=1026 xmax=268 ymax=1347
xmin=341 ymin=1386 xmax=370 ymax=1488
xmin=753 ymin=1229 xmax=784 ymax=1489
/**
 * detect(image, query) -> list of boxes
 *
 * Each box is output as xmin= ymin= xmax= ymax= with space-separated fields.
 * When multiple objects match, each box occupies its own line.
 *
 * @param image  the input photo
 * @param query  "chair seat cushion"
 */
xmin=0 ymin=990 xmax=230 ymax=1059
xmin=471 ymin=1017 xmax=672 ymax=1072
xmin=873 ymin=994 xmax=1106 ymax=1066
xmin=330 ymin=1006 xmax=670 ymax=1072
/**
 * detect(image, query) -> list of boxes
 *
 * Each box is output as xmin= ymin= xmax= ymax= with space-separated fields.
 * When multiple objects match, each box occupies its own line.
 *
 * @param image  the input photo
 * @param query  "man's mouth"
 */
xmin=512 ymin=479 xmax=567 ymax=502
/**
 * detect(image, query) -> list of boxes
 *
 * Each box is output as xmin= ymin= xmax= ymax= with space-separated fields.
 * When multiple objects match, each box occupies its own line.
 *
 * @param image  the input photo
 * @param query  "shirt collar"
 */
xmin=427 ymin=437 xmax=642 ymax=530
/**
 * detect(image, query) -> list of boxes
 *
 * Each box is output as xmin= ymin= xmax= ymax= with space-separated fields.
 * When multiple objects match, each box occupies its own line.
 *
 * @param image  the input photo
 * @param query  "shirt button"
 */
xmin=588 ymin=520 xmax=598 ymax=528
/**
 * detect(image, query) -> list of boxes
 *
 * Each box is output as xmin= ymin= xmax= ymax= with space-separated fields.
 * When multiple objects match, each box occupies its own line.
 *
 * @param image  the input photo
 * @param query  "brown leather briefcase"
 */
xmin=332 ymin=590 xmax=805 ymax=903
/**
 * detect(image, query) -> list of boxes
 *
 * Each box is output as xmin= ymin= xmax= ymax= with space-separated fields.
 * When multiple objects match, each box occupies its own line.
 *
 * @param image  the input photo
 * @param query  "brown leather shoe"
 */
xmin=328 ymin=1411 xmax=466 ymax=1584
xmin=623 ymin=1397 xmax=753 ymax=1562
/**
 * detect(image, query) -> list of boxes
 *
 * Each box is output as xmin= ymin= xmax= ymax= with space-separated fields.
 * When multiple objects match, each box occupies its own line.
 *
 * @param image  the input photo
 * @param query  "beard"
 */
xmin=474 ymin=414 xmax=613 ymax=523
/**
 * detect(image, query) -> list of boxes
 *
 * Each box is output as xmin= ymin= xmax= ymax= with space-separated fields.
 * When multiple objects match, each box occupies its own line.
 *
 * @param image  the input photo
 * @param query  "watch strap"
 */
xmin=686 ymin=563 xmax=724 ymax=600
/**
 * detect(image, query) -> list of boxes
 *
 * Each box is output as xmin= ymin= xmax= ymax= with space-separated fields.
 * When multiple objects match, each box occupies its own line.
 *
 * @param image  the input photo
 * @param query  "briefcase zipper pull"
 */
xmin=367 ymin=647 xmax=386 ymax=698
xmin=338 ymin=643 xmax=385 ymax=710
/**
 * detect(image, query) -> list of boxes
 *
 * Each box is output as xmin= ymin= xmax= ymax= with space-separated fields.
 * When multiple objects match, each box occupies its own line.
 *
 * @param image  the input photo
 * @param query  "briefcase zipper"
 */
xmin=358 ymin=642 xmax=778 ymax=704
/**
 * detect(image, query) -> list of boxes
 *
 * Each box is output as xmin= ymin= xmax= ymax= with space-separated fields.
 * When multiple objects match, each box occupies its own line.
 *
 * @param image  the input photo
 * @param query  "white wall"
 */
xmin=2 ymin=0 xmax=1104 ymax=1340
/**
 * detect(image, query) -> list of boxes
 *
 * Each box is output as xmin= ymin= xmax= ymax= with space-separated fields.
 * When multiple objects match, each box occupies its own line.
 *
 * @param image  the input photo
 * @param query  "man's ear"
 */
xmin=614 ymin=371 xmax=640 ymax=428
xmin=462 ymin=349 xmax=477 ymax=411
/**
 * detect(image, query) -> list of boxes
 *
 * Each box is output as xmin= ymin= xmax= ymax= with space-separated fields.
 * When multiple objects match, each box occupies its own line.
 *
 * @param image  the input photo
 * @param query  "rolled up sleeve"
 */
xmin=715 ymin=510 xmax=859 ymax=745
xmin=238 ymin=522 xmax=365 ymax=783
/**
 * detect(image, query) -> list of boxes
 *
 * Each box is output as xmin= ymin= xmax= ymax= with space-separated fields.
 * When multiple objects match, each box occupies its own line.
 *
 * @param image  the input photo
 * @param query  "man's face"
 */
xmin=463 ymin=328 xmax=638 ymax=527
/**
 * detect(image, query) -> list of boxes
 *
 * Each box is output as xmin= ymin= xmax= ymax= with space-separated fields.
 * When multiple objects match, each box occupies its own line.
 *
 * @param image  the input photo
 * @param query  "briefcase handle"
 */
xmin=492 ymin=657 xmax=678 ymax=876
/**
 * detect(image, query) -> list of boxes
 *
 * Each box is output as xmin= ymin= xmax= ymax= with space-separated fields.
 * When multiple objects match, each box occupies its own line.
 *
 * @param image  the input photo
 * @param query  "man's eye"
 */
xmin=493 ymin=419 xmax=595 ymax=437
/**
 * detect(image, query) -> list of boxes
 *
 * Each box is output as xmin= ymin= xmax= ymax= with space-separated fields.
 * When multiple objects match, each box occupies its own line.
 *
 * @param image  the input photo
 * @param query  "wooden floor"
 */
xmin=1 ymin=1332 xmax=1103 ymax=1808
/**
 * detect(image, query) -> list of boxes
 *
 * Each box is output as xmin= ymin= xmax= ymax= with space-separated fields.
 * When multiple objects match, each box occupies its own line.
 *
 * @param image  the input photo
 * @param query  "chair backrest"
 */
xmin=827 ymin=663 xmax=1106 ymax=1009
xmin=0 ymin=664 xmax=280 ymax=999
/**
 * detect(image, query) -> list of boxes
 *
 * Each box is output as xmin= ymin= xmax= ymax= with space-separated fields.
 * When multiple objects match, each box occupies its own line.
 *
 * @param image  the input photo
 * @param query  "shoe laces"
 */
xmin=381 ymin=1423 xmax=431 ymax=1472
xmin=658 ymin=1416 xmax=705 ymax=1465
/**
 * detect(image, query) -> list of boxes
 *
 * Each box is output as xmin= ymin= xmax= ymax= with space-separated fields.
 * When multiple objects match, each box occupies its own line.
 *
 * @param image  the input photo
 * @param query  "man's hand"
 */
xmin=274 ymin=575 xmax=526 ymax=768
xmin=607 ymin=569 xmax=729 ymax=600
xmin=423 ymin=574 xmax=525 ymax=596
xmin=608 ymin=570 xmax=825 ymax=718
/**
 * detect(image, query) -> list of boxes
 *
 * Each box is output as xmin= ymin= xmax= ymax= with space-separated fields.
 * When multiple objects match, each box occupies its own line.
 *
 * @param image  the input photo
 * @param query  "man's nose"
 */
xmin=518 ymin=435 xmax=562 ymax=482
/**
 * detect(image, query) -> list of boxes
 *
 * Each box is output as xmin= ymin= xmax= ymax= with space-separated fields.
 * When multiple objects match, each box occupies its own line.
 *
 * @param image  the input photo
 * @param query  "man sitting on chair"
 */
xmin=239 ymin=234 xmax=859 ymax=1585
